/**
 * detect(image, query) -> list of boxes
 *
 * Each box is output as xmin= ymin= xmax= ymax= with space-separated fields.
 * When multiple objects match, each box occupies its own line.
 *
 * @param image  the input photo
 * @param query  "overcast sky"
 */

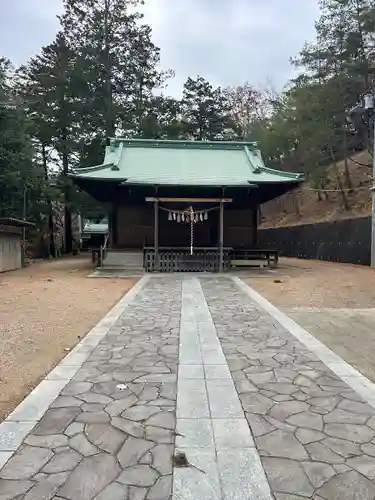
xmin=0 ymin=0 xmax=321 ymax=97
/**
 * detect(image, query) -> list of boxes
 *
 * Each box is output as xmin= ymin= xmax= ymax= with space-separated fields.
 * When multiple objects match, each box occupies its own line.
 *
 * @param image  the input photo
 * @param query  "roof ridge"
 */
xmin=109 ymin=138 xmax=259 ymax=149
xmin=258 ymin=164 xmax=304 ymax=180
xmin=70 ymin=163 xmax=114 ymax=175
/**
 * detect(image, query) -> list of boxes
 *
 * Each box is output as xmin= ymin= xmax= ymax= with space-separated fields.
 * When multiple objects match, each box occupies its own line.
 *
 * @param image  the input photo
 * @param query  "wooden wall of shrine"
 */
xmin=114 ymin=205 xmax=257 ymax=249
xmin=116 ymin=206 xmax=154 ymax=248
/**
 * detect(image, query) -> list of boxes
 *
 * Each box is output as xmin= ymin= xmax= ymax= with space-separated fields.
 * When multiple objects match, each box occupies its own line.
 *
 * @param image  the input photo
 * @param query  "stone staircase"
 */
xmin=92 ymin=250 xmax=145 ymax=277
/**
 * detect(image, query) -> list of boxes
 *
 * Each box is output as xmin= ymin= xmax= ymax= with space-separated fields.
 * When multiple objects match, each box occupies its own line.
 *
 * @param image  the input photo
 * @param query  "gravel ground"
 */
xmin=0 ymin=256 xmax=137 ymax=422
xmin=245 ymin=258 xmax=375 ymax=384
xmin=246 ymin=257 xmax=375 ymax=309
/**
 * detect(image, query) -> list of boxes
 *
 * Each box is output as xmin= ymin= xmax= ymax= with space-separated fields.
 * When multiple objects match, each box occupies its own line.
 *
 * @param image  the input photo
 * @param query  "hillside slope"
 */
xmin=261 ymin=151 xmax=373 ymax=228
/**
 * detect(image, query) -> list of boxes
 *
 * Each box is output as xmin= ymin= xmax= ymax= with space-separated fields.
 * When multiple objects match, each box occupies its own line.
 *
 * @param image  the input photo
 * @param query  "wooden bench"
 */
xmin=231 ymin=249 xmax=279 ymax=268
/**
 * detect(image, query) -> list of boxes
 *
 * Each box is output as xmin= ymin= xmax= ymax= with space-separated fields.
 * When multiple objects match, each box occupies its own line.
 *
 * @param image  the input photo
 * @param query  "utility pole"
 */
xmin=22 ymin=186 xmax=27 ymax=267
xmin=367 ymin=89 xmax=375 ymax=267
xmin=372 ymin=116 xmax=375 ymax=267
xmin=349 ymin=87 xmax=375 ymax=266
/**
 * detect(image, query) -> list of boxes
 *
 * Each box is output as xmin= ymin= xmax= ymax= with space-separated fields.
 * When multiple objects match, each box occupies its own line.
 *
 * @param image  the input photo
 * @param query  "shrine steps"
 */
xmin=104 ymin=250 xmax=143 ymax=268
xmin=92 ymin=250 xmax=145 ymax=277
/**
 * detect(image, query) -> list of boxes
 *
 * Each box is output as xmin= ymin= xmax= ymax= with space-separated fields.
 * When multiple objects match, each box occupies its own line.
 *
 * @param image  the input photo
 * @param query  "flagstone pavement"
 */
xmin=1 ymin=275 xmax=375 ymax=499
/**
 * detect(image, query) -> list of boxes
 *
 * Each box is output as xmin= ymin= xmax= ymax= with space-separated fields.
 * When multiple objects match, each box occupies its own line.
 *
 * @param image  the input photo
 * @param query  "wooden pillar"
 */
xmin=154 ymin=200 xmax=159 ymax=271
xmin=108 ymin=204 xmax=118 ymax=249
xmin=112 ymin=205 xmax=118 ymax=248
xmin=219 ymin=200 xmax=224 ymax=272
xmin=252 ymin=207 xmax=258 ymax=247
xmin=108 ymin=208 xmax=113 ymax=249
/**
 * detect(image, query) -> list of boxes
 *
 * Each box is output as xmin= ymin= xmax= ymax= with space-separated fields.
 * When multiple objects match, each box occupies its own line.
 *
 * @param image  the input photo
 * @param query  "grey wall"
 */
xmin=258 ymin=217 xmax=371 ymax=266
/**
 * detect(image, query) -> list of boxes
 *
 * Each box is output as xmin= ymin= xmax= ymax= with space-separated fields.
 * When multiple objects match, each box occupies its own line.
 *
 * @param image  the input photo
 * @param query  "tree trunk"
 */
xmin=62 ymin=132 xmax=73 ymax=254
xmin=136 ymin=76 xmax=145 ymax=135
xmin=343 ymin=130 xmax=353 ymax=190
xmin=320 ymin=181 xmax=329 ymax=201
xmin=292 ymin=191 xmax=301 ymax=216
xmin=41 ymin=143 xmax=56 ymax=258
xmin=104 ymin=0 xmax=115 ymax=140
xmin=343 ymin=156 xmax=353 ymax=191
xmin=55 ymin=35 xmax=73 ymax=254
xmin=333 ymin=162 xmax=350 ymax=210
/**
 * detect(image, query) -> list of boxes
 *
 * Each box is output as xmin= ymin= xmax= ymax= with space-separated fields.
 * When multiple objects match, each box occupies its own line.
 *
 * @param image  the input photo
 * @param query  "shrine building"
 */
xmin=70 ymin=138 xmax=303 ymax=272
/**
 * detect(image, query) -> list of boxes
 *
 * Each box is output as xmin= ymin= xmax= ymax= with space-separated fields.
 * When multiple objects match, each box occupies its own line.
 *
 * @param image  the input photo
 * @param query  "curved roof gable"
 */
xmin=70 ymin=138 xmax=304 ymax=187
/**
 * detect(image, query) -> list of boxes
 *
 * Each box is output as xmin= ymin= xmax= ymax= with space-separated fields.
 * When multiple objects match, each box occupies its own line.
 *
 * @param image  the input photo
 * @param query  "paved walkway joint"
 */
xmin=1 ymin=276 xmax=375 ymax=499
xmin=174 ymin=277 xmax=271 ymax=500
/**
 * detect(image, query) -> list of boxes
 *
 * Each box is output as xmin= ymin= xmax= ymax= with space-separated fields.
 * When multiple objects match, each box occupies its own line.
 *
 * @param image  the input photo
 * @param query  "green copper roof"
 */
xmin=82 ymin=221 xmax=108 ymax=235
xmin=70 ymin=139 xmax=303 ymax=187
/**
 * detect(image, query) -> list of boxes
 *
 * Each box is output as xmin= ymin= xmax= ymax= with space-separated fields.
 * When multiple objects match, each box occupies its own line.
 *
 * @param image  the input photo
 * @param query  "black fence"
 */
xmin=258 ymin=216 xmax=371 ymax=266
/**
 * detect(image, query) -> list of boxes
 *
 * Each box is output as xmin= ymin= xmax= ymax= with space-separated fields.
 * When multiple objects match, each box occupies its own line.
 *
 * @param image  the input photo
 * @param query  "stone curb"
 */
xmin=233 ymin=276 xmax=375 ymax=409
xmin=0 ymin=275 xmax=150 ymax=470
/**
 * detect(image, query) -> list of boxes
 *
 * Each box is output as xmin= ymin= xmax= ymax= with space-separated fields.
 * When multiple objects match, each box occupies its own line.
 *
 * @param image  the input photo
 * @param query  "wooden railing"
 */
xmin=143 ymin=247 xmax=232 ymax=272
xmin=99 ymin=232 xmax=110 ymax=267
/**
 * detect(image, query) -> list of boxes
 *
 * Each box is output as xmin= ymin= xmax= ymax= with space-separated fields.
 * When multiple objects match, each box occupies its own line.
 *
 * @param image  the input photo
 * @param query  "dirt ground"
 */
xmin=246 ymin=257 xmax=375 ymax=309
xmin=261 ymin=151 xmax=372 ymax=228
xmin=0 ymin=256 xmax=137 ymax=422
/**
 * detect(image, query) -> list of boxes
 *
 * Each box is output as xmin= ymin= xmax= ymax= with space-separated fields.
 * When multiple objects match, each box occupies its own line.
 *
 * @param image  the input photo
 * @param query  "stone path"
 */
xmin=0 ymin=278 xmax=180 ymax=500
xmin=174 ymin=278 xmax=271 ymax=500
xmin=2 ymin=276 xmax=375 ymax=499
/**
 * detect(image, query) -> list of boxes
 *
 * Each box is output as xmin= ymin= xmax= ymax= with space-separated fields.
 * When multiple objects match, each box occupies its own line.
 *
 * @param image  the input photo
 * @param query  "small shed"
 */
xmin=81 ymin=219 xmax=109 ymax=250
xmin=0 ymin=217 xmax=35 ymax=272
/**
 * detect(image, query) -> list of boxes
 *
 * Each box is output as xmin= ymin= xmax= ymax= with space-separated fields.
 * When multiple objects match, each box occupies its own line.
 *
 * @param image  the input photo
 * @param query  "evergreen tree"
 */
xmin=139 ymin=96 xmax=184 ymax=139
xmin=181 ymin=76 xmax=232 ymax=140
xmin=19 ymin=33 xmax=80 ymax=253
xmin=286 ymin=0 xmax=375 ymax=178
xmin=60 ymin=0 xmax=168 ymax=144
xmin=0 ymin=58 xmax=44 ymax=222
xmin=295 ymin=0 xmax=375 ymax=88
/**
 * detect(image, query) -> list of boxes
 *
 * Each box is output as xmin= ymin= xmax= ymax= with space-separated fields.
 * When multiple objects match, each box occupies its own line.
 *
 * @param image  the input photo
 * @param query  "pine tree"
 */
xmin=60 ymin=0 xmax=168 ymax=143
xmin=19 ymin=33 xmax=80 ymax=253
xmin=139 ymin=96 xmax=184 ymax=139
xmin=288 ymin=0 xmax=375 ymax=183
xmin=181 ymin=76 xmax=231 ymax=140
xmin=0 ymin=58 xmax=44 ymax=222
xmin=295 ymin=0 xmax=375 ymax=89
